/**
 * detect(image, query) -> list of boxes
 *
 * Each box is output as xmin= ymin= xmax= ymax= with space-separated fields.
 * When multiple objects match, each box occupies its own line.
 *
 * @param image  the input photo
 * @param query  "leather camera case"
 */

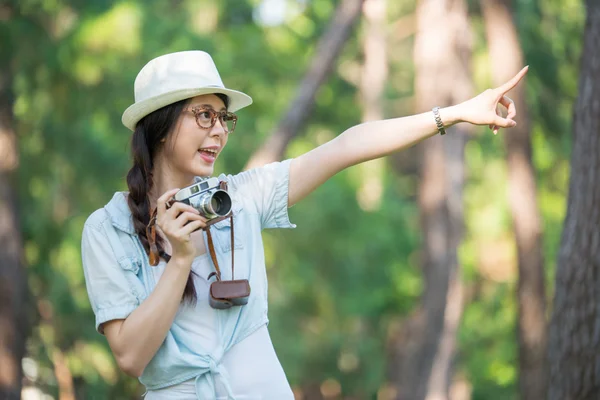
xmin=209 ymin=279 xmax=251 ymax=309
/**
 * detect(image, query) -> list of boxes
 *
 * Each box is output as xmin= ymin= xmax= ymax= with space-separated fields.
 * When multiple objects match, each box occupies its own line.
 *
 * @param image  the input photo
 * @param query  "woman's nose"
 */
xmin=210 ymin=120 xmax=227 ymax=136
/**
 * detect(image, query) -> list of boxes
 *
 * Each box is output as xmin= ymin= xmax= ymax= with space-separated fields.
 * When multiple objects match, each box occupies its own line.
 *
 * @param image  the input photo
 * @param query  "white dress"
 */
xmin=143 ymin=255 xmax=294 ymax=400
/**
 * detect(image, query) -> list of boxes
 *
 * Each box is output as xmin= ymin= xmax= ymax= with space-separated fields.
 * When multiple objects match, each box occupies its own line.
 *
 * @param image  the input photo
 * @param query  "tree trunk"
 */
xmin=0 ymin=55 xmax=28 ymax=399
xmin=480 ymin=1 xmax=548 ymax=399
xmin=386 ymin=0 xmax=472 ymax=398
xmin=244 ymin=0 xmax=365 ymax=170
xmin=547 ymin=2 xmax=600 ymax=399
xmin=356 ymin=0 xmax=387 ymax=212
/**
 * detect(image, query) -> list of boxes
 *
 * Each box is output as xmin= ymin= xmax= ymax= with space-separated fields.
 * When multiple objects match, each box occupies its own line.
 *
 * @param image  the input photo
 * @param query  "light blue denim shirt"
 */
xmin=81 ymin=160 xmax=296 ymax=399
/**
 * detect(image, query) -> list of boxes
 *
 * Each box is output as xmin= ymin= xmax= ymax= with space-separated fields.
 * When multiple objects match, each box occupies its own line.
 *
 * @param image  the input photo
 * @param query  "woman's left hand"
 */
xmin=456 ymin=66 xmax=529 ymax=135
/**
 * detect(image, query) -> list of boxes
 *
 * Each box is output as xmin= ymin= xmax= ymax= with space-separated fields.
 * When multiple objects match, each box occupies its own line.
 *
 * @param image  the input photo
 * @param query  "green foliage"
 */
xmin=4 ymin=0 xmax=583 ymax=398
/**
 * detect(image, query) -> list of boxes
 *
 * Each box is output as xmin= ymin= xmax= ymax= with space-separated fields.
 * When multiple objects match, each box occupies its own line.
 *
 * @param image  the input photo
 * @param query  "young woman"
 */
xmin=81 ymin=50 xmax=527 ymax=399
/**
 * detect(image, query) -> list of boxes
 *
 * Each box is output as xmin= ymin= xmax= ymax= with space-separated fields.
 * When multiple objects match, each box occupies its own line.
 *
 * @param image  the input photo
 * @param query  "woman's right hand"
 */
xmin=155 ymin=188 xmax=207 ymax=263
xmin=453 ymin=66 xmax=528 ymax=134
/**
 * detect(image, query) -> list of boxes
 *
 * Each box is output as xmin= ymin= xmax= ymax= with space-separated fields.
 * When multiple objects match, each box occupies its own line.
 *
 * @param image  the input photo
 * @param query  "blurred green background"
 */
xmin=1 ymin=0 xmax=586 ymax=399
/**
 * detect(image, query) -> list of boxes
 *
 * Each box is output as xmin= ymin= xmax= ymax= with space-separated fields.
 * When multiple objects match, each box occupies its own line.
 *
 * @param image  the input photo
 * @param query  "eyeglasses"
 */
xmin=184 ymin=107 xmax=238 ymax=133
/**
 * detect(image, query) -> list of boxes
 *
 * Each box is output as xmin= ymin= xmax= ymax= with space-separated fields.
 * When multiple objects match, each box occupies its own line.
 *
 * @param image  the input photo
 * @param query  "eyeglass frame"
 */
xmin=183 ymin=106 xmax=238 ymax=133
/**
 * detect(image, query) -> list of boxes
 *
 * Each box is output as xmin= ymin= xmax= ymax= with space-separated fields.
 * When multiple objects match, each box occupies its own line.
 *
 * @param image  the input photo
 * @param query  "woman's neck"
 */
xmin=149 ymin=157 xmax=195 ymax=209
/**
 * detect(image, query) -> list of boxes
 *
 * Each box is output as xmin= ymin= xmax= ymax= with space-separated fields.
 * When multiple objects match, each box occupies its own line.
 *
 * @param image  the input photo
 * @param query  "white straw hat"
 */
xmin=121 ymin=51 xmax=253 ymax=131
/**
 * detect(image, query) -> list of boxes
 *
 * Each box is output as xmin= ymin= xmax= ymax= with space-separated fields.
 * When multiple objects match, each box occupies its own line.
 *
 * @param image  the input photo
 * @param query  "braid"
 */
xmin=126 ymin=100 xmax=198 ymax=305
xmin=126 ymin=126 xmax=161 ymax=253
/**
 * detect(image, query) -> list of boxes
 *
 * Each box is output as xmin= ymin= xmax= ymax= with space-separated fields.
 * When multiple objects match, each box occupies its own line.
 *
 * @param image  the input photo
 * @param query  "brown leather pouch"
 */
xmin=209 ymin=280 xmax=250 ymax=309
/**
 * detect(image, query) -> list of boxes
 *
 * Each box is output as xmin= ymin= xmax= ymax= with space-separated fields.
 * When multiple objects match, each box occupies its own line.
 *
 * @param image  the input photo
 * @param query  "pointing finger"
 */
xmin=497 ymin=66 xmax=529 ymax=95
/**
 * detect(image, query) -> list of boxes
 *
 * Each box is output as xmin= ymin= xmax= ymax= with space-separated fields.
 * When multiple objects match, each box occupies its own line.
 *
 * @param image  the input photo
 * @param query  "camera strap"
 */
xmin=206 ymin=215 xmax=235 ymax=281
xmin=147 ymin=208 xmax=160 ymax=266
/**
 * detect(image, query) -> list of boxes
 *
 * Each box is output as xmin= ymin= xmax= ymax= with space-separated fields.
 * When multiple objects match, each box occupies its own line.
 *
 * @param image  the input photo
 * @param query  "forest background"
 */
xmin=1 ymin=0 xmax=596 ymax=399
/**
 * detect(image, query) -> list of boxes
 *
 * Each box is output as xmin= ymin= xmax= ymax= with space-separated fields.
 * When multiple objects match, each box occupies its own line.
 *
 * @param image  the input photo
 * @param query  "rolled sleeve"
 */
xmin=81 ymin=216 xmax=141 ymax=334
xmin=228 ymin=159 xmax=296 ymax=230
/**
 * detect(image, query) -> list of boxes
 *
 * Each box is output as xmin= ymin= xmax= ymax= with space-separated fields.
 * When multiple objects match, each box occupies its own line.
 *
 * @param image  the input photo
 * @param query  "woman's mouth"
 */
xmin=198 ymin=148 xmax=218 ymax=164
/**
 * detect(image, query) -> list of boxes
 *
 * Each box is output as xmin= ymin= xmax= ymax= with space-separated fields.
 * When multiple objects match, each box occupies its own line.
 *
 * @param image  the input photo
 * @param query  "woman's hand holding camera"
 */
xmin=156 ymin=188 xmax=207 ymax=265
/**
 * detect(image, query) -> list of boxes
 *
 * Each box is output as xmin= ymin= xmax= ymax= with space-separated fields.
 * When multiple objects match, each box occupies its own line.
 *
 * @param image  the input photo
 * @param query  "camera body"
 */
xmin=172 ymin=177 xmax=232 ymax=220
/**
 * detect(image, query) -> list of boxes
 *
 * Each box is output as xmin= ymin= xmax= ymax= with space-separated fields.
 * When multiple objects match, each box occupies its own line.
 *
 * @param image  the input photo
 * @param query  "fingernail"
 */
xmin=511 ymin=121 xmax=517 ymax=126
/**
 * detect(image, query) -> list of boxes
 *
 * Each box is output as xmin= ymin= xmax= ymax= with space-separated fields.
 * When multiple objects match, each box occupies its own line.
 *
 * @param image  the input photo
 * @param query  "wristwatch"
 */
xmin=432 ymin=106 xmax=446 ymax=135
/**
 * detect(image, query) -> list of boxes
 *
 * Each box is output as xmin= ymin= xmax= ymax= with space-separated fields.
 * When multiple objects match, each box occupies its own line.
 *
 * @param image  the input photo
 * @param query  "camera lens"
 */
xmin=210 ymin=190 xmax=232 ymax=216
xmin=194 ymin=189 xmax=232 ymax=218
xmin=211 ymin=197 xmax=221 ymax=211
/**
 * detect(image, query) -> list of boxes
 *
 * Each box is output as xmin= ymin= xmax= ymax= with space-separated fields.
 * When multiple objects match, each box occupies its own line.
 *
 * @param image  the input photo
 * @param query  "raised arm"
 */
xmin=288 ymin=66 xmax=528 ymax=206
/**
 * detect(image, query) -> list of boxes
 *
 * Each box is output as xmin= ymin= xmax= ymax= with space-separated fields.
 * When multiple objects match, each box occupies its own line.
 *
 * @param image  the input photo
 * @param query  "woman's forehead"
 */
xmin=188 ymin=94 xmax=226 ymax=110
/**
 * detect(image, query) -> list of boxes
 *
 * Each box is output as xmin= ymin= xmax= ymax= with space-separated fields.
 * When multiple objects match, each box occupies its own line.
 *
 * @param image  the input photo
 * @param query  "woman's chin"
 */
xmin=190 ymin=165 xmax=214 ymax=177
xmin=190 ymin=152 xmax=219 ymax=177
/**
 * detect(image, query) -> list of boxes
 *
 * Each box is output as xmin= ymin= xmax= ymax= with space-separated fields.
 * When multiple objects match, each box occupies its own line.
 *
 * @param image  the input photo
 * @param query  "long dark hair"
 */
xmin=126 ymin=94 xmax=229 ymax=305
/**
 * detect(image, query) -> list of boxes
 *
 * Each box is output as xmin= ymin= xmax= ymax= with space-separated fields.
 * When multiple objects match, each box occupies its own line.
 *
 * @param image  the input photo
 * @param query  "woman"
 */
xmin=81 ymin=50 xmax=527 ymax=399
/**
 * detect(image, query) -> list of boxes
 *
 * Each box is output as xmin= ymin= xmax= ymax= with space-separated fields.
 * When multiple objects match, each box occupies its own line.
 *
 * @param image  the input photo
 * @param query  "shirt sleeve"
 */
xmin=81 ymin=217 xmax=141 ymax=334
xmin=227 ymin=159 xmax=297 ymax=230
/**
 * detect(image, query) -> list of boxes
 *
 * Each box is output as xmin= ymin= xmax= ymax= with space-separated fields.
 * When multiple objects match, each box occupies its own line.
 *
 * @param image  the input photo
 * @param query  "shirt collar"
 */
xmin=104 ymin=192 xmax=136 ymax=235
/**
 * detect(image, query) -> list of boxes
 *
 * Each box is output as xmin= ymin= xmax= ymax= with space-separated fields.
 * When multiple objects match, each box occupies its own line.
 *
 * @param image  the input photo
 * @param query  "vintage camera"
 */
xmin=171 ymin=177 xmax=232 ymax=219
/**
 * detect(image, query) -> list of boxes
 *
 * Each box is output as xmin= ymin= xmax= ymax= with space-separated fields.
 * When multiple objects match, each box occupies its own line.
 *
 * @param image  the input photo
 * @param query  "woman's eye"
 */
xmin=199 ymin=111 xmax=212 ymax=120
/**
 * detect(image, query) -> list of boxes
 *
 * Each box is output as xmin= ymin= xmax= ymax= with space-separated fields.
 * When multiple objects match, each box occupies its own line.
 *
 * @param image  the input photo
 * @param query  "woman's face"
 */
xmin=163 ymin=94 xmax=229 ymax=179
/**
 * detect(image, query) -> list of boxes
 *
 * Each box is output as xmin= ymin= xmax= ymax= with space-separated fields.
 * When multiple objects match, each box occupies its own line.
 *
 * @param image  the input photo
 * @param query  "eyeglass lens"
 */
xmin=196 ymin=110 xmax=235 ymax=133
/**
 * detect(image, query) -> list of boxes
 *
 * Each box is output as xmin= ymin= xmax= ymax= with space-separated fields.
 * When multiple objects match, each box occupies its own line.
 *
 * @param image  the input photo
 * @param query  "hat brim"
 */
xmin=121 ymin=87 xmax=253 ymax=131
